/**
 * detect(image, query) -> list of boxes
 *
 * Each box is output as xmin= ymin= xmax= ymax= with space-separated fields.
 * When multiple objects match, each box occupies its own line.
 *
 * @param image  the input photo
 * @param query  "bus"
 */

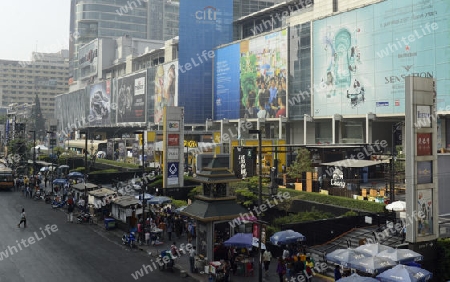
xmin=66 ymin=140 xmax=108 ymax=156
xmin=0 ymin=167 xmax=14 ymax=191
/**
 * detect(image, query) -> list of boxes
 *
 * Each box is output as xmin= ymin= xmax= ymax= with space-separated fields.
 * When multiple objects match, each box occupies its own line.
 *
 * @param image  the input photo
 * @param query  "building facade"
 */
xmin=0 ymin=50 xmax=69 ymax=121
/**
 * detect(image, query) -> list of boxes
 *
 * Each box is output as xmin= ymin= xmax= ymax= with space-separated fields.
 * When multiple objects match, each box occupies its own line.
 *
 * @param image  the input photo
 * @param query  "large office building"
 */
xmin=0 ymin=50 xmax=69 ymax=120
xmin=69 ymin=0 xmax=180 ymax=82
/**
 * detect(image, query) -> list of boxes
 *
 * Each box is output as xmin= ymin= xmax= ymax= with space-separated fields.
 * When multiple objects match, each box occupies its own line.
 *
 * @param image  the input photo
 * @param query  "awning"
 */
xmin=320 ymin=159 xmax=386 ymax=168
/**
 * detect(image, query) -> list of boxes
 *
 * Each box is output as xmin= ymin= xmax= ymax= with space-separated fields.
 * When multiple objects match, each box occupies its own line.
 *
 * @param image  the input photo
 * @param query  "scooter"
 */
xmin=34 ymin=190 xmax=45 ymax=201
xmin=77 ymin=212 xmax=93 ymax=224
xmin=122 ymin=232 xmax=136 ymax=249
xmin=52 ymin=200 xmax=67 ymax=209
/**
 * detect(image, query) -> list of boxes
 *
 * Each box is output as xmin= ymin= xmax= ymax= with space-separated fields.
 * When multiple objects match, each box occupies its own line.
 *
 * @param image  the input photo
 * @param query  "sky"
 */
xmin=0 ymin=0 xmax=70 ymax=61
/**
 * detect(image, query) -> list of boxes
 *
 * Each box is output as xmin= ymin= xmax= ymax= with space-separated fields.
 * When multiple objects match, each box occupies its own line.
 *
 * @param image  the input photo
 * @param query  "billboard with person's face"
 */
xmin=116 ymin=71 xmax=147 ymax=124
xmin=88 ymin=81 xmax=110 ymax=126
xmin=154 ymin=62 xmax=178 ymax=124
xmin=214 ymin=29 xmax=288 ymax=120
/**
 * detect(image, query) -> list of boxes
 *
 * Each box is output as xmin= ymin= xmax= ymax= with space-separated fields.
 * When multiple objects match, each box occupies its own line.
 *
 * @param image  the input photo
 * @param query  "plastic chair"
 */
xmin=245 ymin=262 xmax=254 ymax=276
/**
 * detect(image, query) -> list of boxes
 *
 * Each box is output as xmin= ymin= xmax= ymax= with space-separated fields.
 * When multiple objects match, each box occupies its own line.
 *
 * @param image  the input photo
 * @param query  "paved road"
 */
xmin=0 ymin=190 xmax=195 ymax=282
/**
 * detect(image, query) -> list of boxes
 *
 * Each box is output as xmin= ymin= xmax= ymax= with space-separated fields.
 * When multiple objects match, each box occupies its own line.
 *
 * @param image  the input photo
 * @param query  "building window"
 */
xmin=333 ymin=0 xmax=338 ymax=12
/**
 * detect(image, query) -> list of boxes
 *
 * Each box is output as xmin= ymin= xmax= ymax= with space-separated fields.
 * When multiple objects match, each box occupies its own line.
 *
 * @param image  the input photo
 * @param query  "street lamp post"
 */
xmin=29 ymin=130 xmax=36 ymax=175
xmin=249 ymin=129 xmax=263 ymax=282
xmin=47 ymin=127 xmax=57 ymax=194
xmin=134 ymin=131 xmax=146 ymax=220
xmin=390 ymin=122 xmax=403 ymax=203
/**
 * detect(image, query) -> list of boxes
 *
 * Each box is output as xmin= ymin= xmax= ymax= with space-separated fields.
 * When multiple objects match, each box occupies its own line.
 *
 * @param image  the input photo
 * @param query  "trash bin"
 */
xmin=104 ymin=218 xmax=116 ymax=230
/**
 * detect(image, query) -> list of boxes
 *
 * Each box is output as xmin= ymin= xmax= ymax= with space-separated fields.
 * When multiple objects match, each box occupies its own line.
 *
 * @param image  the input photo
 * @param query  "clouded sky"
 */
xmin=0 ymin=0 xmax=70 ymax=61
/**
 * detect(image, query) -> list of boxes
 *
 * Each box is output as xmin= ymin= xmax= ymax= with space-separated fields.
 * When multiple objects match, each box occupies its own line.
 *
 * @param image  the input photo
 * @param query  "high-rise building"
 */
xmin=0 ymin=50 xmax=70 ymax=121
xmin=69 ymin=0 xmax=180 ymax=81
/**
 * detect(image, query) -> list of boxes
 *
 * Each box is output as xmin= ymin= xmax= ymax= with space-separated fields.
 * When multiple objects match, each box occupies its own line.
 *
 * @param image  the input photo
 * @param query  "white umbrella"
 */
xmin=40 ymin=167 xmax=49 ymax=172
xmin=386 ymin=201 xmax=406 ymax=212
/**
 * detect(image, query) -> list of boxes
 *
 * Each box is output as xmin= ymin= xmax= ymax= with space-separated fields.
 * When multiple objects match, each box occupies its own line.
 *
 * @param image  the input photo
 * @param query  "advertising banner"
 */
xmin=89 ymin=82 xmax=111 ymax=126
xmin=214 ymin=30 xmax=288 ymax=120
xmin=214 ymin=43 xmax=240 ymax=119
xmin=240 ymin=30 xmax=288 ymax=119
xmin=54 ymin=89 xmax=87 ymax=133
xmin=313 ymin=0 xmax=450 ymax=116
xmin=117 ymin=71 xmax=147 ymax=123
xmin=154 ymin=62 xmax=178 ymax=124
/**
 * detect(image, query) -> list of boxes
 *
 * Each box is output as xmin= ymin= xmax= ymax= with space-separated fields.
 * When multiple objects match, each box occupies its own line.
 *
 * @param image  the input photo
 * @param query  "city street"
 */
xmin=0 ymin=190 xmax=196 ymax=282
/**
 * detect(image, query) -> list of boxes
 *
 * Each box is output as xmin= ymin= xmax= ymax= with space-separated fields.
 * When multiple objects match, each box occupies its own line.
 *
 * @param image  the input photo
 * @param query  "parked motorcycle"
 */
xmin=77 ymin=212 xmax=93 ymax=224
xmin=34 ymin=190 xmax=45 ymax=201
xmin=122 ymin=232 xmax=136 ymax=249
xmin=51 ymin=200 xmax=66 ymax=209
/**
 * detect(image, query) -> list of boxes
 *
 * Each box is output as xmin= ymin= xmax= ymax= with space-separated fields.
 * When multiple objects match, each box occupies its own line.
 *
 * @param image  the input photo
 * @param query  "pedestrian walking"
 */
xmin=18 ymin=208 xmax=26 ymax=228
xmin=276 ymin=257 xmax=286 ymax=282
xmin=67 ymin=196 xmax=74 ymax=223
xmin=189 ymin=246 xmax=197 ymax=273
xmin=167 ymin=222 xmax=173 ymax=241
xmin=263 ymin=249 xmax=272 ymax=276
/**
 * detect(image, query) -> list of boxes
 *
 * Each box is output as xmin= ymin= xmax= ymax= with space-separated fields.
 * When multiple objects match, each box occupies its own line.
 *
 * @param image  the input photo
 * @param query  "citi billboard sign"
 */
xmin=195 ymin=6 xmax=216 ymax=22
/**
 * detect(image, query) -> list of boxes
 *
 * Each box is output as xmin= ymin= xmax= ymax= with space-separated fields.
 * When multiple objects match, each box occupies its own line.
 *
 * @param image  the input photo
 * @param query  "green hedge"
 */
xmin=284 ymin=189 xmax=386 ymax=213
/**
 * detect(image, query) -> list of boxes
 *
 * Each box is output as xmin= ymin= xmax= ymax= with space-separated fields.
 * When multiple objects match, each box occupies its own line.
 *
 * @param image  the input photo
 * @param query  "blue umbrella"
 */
xmin=349 ymin=256 xmax=396 ymax=274
xmin=326 ymin=249 xmax=366 ymax=267
xmin=53 ymin=179 xmax=68 ymax=185
xmin=376 ymin=265 xmax=432 ymax=282
xmin=269 ymin=229 xmax=306 ymax=245
xmin=68 ymin=171 xmax=84 ymax=178
xmin=355 ymin=243 xmax=394 ymax=257
xmin=223 ymin=233 xmax=252 ymax=248
xmin=337 ymin=273 xmax=379 ymax=282
xmin=376 ymin=249 xmax=423 ymax=264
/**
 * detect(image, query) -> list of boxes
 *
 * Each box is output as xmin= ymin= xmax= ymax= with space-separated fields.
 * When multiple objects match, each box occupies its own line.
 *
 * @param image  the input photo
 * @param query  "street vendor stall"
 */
xmin=89 ymin=188 xmax=116 ymax=218
xmin=111 ymin=196 xmax=142 ymax=228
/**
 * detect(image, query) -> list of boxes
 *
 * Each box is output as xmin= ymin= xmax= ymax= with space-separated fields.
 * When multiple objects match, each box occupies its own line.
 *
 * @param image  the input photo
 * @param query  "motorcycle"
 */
xmin=158 ymin=250 xmax=176 ymax=272
xmin=77 ymin=212 xmax=93 ymax=224
xmin=33 ymin=190 xmax=45 ymax=201
xmin=51 ymin=200 xmax=66 ymax=210
xmin=122 ymin=232 xmax=136 ymax=249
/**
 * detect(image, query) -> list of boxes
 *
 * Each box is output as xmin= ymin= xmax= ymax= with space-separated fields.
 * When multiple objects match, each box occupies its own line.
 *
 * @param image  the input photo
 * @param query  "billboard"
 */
xmin=240 ymin=29 xmax=288 ymax=119
xmin=313 ymin=0 xmax=450 ymax=116
xmin=88 ymin=81 xmax=111 ymax=126
xmin=54 ymin=89 xmax=87 ymax=132
xmin=214 ymin=29 xmax=288 ymax=120
xmin=154 ymin=62 xmax=178 ymax=124
xmin=179 ymin=0 xmax=233 ymax=123
xmin=78 ymin=39 xmax=99 ymax=79
xmin=116 ymin=71 xmax=147 ymax=124
xmin=214 ymin=43 xmax=240 ymax=119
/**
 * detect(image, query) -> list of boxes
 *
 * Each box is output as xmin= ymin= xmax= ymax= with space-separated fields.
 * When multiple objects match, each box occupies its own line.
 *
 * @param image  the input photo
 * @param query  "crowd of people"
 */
xmin=243 ymin=75 xmax=287 ymax=119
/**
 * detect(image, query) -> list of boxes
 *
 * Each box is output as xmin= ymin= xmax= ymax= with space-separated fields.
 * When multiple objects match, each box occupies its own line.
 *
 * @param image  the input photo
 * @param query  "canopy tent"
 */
xmin=224 ymin=233 xmax=253 ymax=248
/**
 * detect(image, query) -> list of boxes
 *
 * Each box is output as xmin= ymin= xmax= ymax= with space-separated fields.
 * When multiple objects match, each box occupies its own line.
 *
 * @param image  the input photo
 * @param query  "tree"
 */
xmin=287 ymin=147 xmax=313 ymax=181
xmin=29 ymin=94 xmax=46 ymax=140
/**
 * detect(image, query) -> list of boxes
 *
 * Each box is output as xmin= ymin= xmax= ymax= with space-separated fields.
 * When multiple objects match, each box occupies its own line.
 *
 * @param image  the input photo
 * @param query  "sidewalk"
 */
xmin=98 ymin=224 xmax=333 ymax=282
